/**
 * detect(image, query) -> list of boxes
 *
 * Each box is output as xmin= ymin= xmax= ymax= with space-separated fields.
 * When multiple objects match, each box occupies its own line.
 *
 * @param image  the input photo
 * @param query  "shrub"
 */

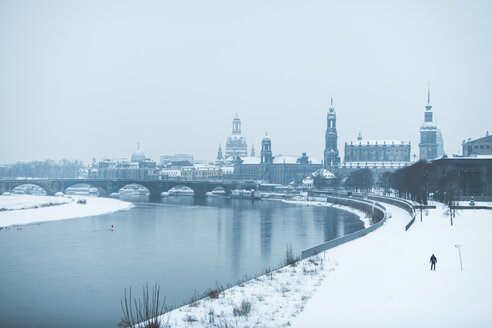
xmin=118 ymin=283 xmax=167 ymax=328
xmin=233 ymin=300 xmax=252 ymax=317
xmin=284 ymin=245 xmax=299 ymax=266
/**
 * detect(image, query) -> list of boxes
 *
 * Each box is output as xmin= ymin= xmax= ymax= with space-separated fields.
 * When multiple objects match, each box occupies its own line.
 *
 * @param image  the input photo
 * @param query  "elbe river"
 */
xmin=0 ymin=196 xmax=365 ymax=328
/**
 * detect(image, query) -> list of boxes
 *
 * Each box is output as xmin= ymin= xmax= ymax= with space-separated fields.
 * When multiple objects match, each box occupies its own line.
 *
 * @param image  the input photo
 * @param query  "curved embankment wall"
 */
xmin=301 ymin=196 xmax=387 ymax=259
xmin=361 ymin=195 xmax=416 ymax=231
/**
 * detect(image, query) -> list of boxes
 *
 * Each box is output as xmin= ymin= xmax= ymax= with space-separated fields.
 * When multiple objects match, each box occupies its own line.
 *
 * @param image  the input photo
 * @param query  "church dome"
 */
xmin=131 ymin=145 xmax=145 ymax=162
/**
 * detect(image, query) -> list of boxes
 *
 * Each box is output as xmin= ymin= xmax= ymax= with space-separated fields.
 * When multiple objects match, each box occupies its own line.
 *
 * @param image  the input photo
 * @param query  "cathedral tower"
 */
xmin=419 ymin=84 xmax=444 ymax=160
xmin=323 ymin=97 xmax=341 ymax=168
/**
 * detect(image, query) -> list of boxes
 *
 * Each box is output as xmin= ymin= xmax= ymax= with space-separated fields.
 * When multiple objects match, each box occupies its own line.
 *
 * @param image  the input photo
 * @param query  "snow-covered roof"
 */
xmin=273 ymin=156 xmax=299 ymax=164
xmin=347 ymin=140 xmax=409 ymax=146
xmin=241 ymin=157 xmax=261 ymax=164
xmin=312 ymin=169 xmax=336 ymax=179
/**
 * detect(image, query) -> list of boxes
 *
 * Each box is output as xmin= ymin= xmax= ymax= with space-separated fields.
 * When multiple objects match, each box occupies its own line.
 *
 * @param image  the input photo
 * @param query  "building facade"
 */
xmin=462 ymin=132 xmax=492 ymax=157
xmin=344 ymin=133 xmax=411 ymax=164
xmin=323 ymin=97 xmax=341 ymax=168
xmin=419 ymin=85 xmax=444 ymax=160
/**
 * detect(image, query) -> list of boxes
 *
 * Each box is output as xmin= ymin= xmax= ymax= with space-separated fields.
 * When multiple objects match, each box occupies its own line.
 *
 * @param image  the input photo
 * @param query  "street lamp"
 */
xmin=455 ymin=244 xmax=463 ymax=271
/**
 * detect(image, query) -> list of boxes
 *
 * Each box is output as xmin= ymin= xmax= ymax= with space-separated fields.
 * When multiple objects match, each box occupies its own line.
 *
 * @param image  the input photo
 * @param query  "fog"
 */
xmin=1 ymin=0 xmax=491 ymax=164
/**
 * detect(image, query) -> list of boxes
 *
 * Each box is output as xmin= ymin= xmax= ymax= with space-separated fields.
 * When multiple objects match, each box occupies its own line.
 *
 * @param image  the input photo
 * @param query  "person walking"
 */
xmin=430 ymin=254 xmax=437 ymax=271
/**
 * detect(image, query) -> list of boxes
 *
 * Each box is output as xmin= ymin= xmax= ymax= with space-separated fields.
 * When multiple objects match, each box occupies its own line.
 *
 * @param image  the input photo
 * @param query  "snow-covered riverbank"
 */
xmin=0 ymin=195 xmax=133 ymax=227
xmin=157 ymin=202 xmax=492 ymax=328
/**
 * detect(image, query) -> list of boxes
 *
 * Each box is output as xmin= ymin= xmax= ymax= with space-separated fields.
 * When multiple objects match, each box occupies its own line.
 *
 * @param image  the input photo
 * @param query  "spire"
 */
xmin=425 ymin=82 xmax=433 ymax=111
xmin=427 ymin=82 xmax=431 ymax=104
xmin=330 ymin=97 xmax=333 ymax=107
xmin=137 ymin=142 xmax=140 ymax=150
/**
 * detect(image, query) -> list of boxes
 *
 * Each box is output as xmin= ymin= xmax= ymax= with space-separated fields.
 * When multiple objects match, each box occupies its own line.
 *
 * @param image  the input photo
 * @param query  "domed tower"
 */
xmin=225 ymin=114 xmax=248 ymax=159
xmin=131 ymin=143 xmax=145 ymax=163
xmin=323 ymin=97 xmax=341 ymax=168
xmin=261 ymin=133 xmax=273 ymax=164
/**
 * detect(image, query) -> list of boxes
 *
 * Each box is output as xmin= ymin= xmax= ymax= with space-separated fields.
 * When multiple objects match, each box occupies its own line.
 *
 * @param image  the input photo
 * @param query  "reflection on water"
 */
xmin=0 ymin=197 xmax=364 ymax=328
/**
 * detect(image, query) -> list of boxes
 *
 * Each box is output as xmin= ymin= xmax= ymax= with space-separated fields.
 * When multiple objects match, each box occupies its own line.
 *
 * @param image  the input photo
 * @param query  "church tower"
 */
xmin=251 ymin=144 xmax=255 ymax=157
xmin=261 ymin=134 xmax=273 ymax=164
xmin=323 ymin=97 xmax=341 ymax=168
xmin=419 ymin=84 xmax=444 ymax=160
xmin=217 ymin=144 xmax=223 ymax=161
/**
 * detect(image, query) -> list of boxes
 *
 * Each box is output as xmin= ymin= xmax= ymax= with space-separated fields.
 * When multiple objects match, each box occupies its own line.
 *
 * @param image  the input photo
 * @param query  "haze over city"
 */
xmin=1 ymin=0 xmax=491 ymax=164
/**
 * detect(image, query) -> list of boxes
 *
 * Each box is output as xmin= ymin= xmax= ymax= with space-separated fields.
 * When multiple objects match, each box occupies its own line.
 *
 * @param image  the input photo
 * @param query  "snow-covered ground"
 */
xmin=0 ymin=194 xmax=133 ymax=227
xmin=0 ymin=194 xmax=70 ymax=211
xmin=291 ymin=204 xmax=492 ymax=328
xmin=157 ymin=203 xmax=492 ymax=328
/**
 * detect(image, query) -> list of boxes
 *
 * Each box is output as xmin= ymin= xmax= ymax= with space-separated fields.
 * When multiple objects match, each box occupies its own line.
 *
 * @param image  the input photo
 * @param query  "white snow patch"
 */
xmin=0 ymin=195 xmax=133 ymax=227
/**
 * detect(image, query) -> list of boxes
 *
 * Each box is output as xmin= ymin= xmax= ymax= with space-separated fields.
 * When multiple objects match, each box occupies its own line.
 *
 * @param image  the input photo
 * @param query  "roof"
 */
xmin=464 ymin=135 xmax=492 ymax=144
xmin=241 ymin=157 xmax=261 ymax=164
xmin=273 ymin=156 xmax=299 ymax=164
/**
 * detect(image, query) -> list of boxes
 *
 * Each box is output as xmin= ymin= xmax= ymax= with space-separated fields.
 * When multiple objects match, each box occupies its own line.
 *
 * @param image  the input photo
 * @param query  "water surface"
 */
xmin=0 ymin=197 xmax=364 ymax=328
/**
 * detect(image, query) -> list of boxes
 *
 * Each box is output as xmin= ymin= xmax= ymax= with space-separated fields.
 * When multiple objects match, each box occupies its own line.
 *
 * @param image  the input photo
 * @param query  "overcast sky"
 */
xmin=1 ymin=0 xmax=491 ymax=164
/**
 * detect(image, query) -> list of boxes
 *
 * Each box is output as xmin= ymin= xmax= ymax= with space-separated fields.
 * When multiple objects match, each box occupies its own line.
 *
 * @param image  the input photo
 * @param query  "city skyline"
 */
xmin=1 ymin=0 xmax=491 ymax=164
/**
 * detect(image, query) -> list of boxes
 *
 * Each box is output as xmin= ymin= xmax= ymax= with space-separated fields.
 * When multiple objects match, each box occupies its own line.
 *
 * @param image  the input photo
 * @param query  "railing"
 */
xmin=301 ymin=197 xmax=387 ymax=259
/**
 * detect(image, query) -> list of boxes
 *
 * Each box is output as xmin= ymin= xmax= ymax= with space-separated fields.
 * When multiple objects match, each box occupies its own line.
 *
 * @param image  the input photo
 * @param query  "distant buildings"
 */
xmin=419 ymin=84 xmax=445 ymax=160
xmin=89 ymin=144 xmax=158 ymax=180
xmin=233 ymin=134 xmax=322 ymax=184
xmin=462 ymin=132 xmax=492 ymax=157
xmin=160 ymin=154 xmax=194 ymax=166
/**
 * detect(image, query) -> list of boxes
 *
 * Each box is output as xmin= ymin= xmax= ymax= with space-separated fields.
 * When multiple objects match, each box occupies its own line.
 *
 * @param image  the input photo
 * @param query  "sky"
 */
xmin=1 ymin=0 xmax=491 ymax=164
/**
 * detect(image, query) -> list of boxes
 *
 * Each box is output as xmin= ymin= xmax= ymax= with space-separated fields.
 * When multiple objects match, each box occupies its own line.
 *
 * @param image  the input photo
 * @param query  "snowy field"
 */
xmin=291 ymin=204 xmax=492 ymax=328
xmin=0 ymin=194 xmax=133 ymax=227
xmin=0 ymin=194 xmax=70 ymax=211
xmin=158 ymin=203 xmax=492 ymax=328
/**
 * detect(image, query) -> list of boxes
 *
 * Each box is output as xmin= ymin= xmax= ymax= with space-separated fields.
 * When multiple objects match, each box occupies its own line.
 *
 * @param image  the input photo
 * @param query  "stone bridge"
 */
xmin=0 ymin=179 xmax=258 ymax=200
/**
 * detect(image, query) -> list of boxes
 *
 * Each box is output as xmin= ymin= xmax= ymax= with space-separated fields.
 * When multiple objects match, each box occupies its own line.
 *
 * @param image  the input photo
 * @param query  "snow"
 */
xmin=291 ymin=205 xmax=492 ymax=328
xmin=0 ymin=195 xmax=134 ymax=227
xmin=0 ymin=194 xmax=70 ymax=211
xmin=156 ymin=202 xmax=492 ymax=328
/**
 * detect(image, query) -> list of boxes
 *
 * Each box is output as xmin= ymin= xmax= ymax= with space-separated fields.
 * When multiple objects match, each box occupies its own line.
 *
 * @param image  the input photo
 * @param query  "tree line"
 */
xmin=0 ymin=159 xmax=84 ymax=179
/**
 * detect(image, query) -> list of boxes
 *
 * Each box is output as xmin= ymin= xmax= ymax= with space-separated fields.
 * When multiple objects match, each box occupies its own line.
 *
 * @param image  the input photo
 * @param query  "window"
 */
xmin=480 ymin=145 xmax=485 ymax=149
xmin=487 ymin=145 xmax=491 ymax=149
xmin=474 ymin=145 xmax=479 ymax=149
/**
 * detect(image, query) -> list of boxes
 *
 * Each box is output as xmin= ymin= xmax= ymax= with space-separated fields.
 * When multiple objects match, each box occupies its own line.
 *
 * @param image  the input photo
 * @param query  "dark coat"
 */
xmin=430 ymin=255 xmax=437 ymax=264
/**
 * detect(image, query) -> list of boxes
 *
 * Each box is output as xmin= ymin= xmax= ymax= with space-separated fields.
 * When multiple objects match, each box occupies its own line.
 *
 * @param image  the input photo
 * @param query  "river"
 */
xmin=0 ymin=196 xmax=365 ymax=328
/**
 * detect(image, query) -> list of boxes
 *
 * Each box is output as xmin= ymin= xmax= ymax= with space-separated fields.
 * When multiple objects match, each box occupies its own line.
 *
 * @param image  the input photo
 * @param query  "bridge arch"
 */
xmin=118 ymin=183 xmax=151 ymax=199
xmin=168 ymin=185 xmax=195 ymax=196
xmin=11 ymin=183 xmax=48 ymax=195
xmin=64 ymin=183 xmax=106 ymax=197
